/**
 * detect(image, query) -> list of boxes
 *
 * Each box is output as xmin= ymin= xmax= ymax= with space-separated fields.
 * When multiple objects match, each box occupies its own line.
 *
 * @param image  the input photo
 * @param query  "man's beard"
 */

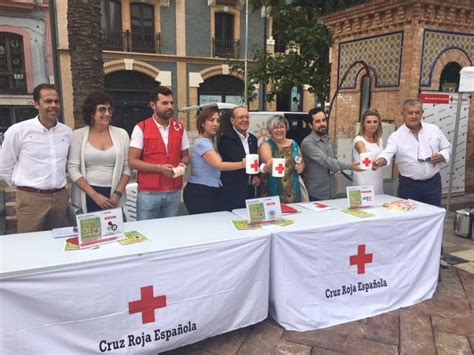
xmin=316 ymin=127 xmax=327 ymax=136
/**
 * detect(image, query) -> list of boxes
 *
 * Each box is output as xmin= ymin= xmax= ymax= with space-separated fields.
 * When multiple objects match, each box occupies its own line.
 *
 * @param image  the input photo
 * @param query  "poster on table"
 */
xmin=420 ymin=92 xmax=469 ymax=194
xmin=245 ymin=196 xmax=282 ymax=224
xmin=76 ymin=208 xmax=124 ymax=248
xmin=346 ymin=186 xmax=375 ymax=208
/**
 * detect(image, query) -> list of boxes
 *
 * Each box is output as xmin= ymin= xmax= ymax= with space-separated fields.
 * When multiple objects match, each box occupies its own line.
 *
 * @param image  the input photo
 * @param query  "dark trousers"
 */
xmin=398 ymin=173 xmax=443 ymax=256
xmin=183 ymin=182 xmax=221 ymax=215
xmin=398 ymin=173 xmax=441 ymax=207
xmin=86 ymin=186 xmax=112 ymax=213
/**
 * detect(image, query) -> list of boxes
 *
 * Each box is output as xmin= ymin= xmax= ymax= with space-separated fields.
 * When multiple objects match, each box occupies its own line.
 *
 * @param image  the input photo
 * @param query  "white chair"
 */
xmin=123 ymin=182 xmax=138 ymax=222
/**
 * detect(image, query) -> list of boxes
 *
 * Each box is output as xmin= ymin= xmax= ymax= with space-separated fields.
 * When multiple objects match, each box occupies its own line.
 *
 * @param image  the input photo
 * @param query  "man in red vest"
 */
xmin=129 ymin=86 xmax=190 ymax=220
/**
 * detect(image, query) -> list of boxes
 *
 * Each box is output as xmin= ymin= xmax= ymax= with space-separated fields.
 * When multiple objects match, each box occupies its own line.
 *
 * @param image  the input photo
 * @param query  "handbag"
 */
xmin=298 ymin=176 xmax=310 ymax=202
xmin=67 ymin=202 xmax=82 ymax=226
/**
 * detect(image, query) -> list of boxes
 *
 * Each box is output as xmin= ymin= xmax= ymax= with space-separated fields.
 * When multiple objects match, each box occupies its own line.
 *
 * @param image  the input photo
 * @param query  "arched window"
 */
xmin=199 ymin=75 xmax=244 ymax=105
xmin=0 ymin=32 xmax=26 ymax=94
xmin=439 ymin=62 xmax=461 ymax=92
xmin=105 ymin=70 xmax=157 ymax=134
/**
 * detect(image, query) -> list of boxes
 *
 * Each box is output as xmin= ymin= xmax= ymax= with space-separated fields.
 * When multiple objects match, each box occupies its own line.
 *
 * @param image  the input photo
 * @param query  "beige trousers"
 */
xmin=16 ymin=188 xmax=69 ymax=233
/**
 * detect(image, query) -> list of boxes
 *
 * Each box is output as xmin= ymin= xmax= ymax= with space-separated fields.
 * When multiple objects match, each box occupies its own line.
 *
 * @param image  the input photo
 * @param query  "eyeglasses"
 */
xmin=417 ymin=145 xmax=434 ymax=162
xmin=97 ymin=107 xmax=114 ymax=114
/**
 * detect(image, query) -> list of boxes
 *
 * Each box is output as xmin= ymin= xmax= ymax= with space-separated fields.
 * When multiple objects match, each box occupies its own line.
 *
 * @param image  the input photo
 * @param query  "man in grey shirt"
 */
xmin=301 ymin=108 xmax=361 ymax=200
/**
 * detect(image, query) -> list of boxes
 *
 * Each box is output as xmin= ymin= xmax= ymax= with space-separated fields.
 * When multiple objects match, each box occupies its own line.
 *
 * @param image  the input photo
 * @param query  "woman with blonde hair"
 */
xmin=352 ymin=109 xmax=384 ymax=194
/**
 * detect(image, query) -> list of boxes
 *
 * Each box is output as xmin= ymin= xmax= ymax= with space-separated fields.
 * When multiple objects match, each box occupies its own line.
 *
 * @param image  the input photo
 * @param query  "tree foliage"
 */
xmin=242 ymin=0 xmax=332 ymax=104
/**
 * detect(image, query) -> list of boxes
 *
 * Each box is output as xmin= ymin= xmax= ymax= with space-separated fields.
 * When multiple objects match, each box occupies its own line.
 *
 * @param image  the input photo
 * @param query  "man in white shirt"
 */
xmin=129 ymin=86 xmax=190 ymax=220
xmin=373 ymin=99 xmax=451 ymax=207
xmin=0 ymin=84 xmax=72 ymax=233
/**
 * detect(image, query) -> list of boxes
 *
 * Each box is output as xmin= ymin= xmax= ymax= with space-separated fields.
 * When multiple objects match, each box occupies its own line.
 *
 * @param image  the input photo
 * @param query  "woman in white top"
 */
xmin=352 ymin=109 xmax=384 ymax=194
xmin=67 ymin=92 xmax=131 ymax=213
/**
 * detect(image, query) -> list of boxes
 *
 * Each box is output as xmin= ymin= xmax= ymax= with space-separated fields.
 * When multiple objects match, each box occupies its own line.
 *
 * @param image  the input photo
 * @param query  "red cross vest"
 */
xmin=137 ymin=117 xmax=184 ymax=192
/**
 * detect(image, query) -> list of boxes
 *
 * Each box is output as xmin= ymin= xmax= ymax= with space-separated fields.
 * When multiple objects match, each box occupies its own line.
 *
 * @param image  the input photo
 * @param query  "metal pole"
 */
xmin=260 ymin=10 xmax=267 ymax=111
xmin=244 ymin=0 xmax=249 ymax=107
xmin=445 ymin=92 xmax=463 ymax=217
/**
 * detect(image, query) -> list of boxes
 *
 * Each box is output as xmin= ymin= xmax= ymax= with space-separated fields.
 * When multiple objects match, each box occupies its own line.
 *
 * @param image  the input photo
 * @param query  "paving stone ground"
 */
xmin=164 ymin=199 xmax=474 ymax=355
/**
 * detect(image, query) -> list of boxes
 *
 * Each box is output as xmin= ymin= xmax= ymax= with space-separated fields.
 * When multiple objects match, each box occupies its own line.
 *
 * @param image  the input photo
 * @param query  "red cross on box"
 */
xmin=129 ymin=285 xmax=167 ymax=324
xmin=275 ymin=163 xmax=285 ymax=174
xmin=250 ymin=159 xmax=259 ymax=172
xmin=350 ymin=244 xmax=373 ymax=274
xmin=362 ymin=157 xmax=372 ymax=167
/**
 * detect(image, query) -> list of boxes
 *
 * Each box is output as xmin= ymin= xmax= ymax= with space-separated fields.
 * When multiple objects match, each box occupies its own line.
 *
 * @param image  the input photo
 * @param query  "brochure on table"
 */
xmin=346 ymin=186 xmax=375 ymax=208
xmin=76 ymin=208 xmax=124 ymax=248
xmin=296 ymin=201 xmax=333 ymax=212
xmin=246 ymin=196 xmax=282 ymax=224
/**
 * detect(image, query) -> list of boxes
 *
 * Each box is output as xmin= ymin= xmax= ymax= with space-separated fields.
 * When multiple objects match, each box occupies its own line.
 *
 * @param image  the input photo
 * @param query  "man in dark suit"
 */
xmin=218 ymin=106 xmax=260 ymax=211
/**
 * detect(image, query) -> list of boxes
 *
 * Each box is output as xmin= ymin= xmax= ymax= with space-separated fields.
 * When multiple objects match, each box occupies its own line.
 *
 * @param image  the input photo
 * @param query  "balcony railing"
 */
xmin=212 ymin=38 xmax=240 ymax=58
xmin=102 ymin=30 xmax=161 ymax=54
xmin=102 ymin=30 xmax=124 ymax=51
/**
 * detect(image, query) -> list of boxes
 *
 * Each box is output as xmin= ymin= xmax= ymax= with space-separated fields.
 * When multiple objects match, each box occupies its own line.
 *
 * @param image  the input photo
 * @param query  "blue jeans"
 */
xmin=137 ymin=190 xmax=181 ymax=220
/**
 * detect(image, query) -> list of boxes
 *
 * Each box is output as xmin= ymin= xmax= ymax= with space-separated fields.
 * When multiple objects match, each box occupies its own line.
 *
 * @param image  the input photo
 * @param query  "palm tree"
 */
xmin=67 ymin=0 xmax=104 ymax=128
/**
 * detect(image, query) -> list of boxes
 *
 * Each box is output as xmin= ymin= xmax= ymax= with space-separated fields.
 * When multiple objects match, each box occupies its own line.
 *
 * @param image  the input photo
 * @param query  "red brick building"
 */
xmin=323 ymin=0 xmax=474 ymax=192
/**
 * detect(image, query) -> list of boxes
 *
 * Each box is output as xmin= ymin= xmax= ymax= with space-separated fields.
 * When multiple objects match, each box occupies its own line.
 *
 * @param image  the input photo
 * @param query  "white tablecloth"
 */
xmin=0 ymin=212 xmax=271 ymax=354
xmin=233 ymin=195 xmax=446 ymax=331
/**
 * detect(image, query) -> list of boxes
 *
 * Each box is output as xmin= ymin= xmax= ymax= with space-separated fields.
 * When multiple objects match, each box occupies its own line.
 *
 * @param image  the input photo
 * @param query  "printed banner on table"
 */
xmin=0 ymin=237 xmax=270 ymax=354
xmin=270 ymin=208 xmax=445 ymax=331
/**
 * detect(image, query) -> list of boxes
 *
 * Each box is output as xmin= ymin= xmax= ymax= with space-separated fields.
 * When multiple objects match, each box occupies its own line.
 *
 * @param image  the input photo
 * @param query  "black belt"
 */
xmin=17 ymin=186 xmax=65 ymax=194
xmin=399 ymin=173 xmax=439 ymax=183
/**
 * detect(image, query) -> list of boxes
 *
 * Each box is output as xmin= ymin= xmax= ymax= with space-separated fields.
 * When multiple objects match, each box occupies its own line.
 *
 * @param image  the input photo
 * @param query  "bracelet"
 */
xmin=113 ymin=190 xmax=123 ymax=197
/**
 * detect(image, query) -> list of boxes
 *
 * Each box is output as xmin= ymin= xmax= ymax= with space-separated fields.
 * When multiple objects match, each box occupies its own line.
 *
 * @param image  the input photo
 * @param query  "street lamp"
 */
xmin=13 ymin=72 xmax=24 ymax=81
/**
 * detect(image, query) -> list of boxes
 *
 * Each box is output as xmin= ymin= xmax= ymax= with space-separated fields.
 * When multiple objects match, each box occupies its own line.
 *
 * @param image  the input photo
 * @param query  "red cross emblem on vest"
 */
xmin=173 ymin=121 xmax=181 ymax=131
xmin=129 ymin=285 xmax=167 ymax=324
xmin=350 ymin=244 xmax=373 ymax=274
xmin=362 ymin=157 xmax=372 ymax=167
xmin=275 ymin=163 xmax=285 ymax=174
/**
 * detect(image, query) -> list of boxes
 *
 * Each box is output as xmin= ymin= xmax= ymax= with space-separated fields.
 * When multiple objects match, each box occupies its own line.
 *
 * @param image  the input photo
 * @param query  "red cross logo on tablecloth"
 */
xmin=350 ymin=244 xmax=373 ymax=274
xmin=250 ymin=159 xmax=259 ymax=172
xmin=362 ymin=157 xmax=372 ymax=167
xmin=129 ymin=286 xmax=167 ymax=324
xmin=275 ymin=163 xmax=285 ymax=174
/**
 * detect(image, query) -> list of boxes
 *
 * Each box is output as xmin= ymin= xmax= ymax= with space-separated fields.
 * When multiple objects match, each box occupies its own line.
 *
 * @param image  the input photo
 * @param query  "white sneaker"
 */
xmin=440 ymin=258 xmax=449 ymax=269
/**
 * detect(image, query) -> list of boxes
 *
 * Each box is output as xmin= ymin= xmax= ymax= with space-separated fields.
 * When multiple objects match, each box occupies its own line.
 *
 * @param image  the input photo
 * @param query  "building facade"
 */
xmin=323 ymin=0 xmax=474 ymax=192
xmin=0 ymin=0 xmax=54 ymax=133
xmin=55 ymin=0 xmax=272 ymax=133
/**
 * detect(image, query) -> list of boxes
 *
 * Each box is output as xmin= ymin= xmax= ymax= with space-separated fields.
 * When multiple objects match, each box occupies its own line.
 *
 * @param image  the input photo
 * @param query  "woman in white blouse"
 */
xmin=67 ymin=92 xmax=130 ymax=213
xmin=352 ymin=109 xmax=384 ymax=194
